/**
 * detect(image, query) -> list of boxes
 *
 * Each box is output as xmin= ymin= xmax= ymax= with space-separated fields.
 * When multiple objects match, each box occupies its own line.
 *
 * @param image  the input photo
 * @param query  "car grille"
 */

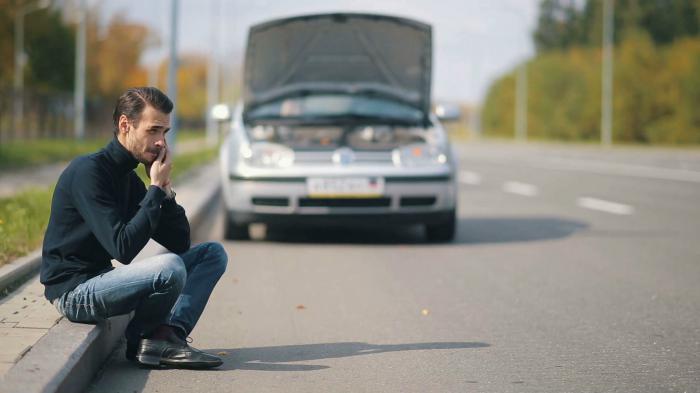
xmin=294 ymin=150 xmax=393 ymax=164
xmin=400 ymin=196 xmax=437 ymax=207
xmin=252 ymin=196 xmax=437 ymax=209
xmin=252 ymin=197 xmax=290 ymax=207
xmin=298 ymin=197 xmax=391 ymax=208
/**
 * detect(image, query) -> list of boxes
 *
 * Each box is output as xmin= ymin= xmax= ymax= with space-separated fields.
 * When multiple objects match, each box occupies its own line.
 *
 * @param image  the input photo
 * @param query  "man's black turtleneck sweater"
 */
xmin=41 ymin=138 xmax=191 ymax=302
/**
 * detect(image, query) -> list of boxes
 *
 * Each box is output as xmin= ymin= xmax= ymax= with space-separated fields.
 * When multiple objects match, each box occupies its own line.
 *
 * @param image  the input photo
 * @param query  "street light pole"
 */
xmin=166 ymin=0 xmax=179 ymax=150
xmin=206 ymin=0 xmax=221 ymax=147
xmin=515 ymin=61 xmax=528 ymax=142
xmin=13 ymin=0 xmax=51 ymax=138
xmin=74 ymin=0 xmax=86 ymax=140
xmin=601 ymin=0 xmax=614 ymax=147
xmin=13 ymin=10 xmax=25 ymax=138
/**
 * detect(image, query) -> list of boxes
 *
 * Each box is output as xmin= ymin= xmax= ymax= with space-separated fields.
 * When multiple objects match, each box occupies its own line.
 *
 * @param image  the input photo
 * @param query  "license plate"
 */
xmin=307 ymin=177 xmax=384 ymax=198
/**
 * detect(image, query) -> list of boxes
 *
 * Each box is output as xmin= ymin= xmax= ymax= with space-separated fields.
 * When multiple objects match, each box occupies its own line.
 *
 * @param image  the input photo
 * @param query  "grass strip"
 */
xmin=0 ymin=129 xmax=207 ymax=171
xmin=0 ymin=139 xmax=106 ymax=170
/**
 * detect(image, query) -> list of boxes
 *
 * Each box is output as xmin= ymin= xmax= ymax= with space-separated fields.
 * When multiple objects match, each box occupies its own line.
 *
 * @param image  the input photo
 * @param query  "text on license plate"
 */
xmin=307 ymin=177 xmax=385 ymax=197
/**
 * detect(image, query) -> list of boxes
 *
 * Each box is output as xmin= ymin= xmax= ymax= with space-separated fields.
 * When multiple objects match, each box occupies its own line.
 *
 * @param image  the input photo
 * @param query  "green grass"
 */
xmin=0 ymin=138 xmax=107 ymax=170
xmin=0 ymin=146 xmax=219 ymax=268
xmin=175 ymin=128 xmax=207 ymax=142
xmin=0 ymin=187 xmax=53 ymax=265
xmin=0 ymin=130 xmax=208 ymax=171
xmin=474 ymin=133 xmax=700 ymax=151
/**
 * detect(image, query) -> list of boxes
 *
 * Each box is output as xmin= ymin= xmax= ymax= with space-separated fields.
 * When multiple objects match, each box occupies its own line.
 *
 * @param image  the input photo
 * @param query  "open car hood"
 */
xmin=243 ymin=13 xmax=432 ymax=122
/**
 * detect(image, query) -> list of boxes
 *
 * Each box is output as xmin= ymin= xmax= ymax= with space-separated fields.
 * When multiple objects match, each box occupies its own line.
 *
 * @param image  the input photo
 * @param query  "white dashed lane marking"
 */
xmin=457 ymin=171 xmax=636 ymax=216
xmin=577 ymin=197 xmax=634 ymax=215
xmin=502 ymin=181 xmax=539 ymax=197
xmin=458 ymin=171 xmax=482 ymax=185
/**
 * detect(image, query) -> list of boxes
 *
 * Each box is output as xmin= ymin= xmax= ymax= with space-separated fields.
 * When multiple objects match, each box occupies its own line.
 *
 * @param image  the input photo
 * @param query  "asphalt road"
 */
xmin=87 ymin=141 xmax=700 ymax=393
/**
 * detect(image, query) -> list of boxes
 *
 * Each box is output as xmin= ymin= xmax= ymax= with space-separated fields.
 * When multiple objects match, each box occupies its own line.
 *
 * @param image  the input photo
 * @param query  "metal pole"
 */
xmin=221 ymin=0 xmax=235 ymax=105
xmin=470 ymin=104 xmax=481 ymax=140
xmin=601 ymin=0 xmax=614 ymax=147
xmin=13 ymin=0 xmax=51 ymax=139
xmin=166 ymin=0 xmax=179 ymax=150
xmin=14 ymin=10 xmax=25 ymax=138
xmin=515 ymin=61 xmax=528 ymax=142
xmin=74 ymin=0 xmax=86 ymax=140
xmin=206 ymin=0 xmax=220 ymax=147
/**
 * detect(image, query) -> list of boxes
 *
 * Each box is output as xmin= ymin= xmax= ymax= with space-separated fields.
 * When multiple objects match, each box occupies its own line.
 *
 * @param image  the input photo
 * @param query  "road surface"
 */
xmin=87 ymin=141 xmax=700 ymax=392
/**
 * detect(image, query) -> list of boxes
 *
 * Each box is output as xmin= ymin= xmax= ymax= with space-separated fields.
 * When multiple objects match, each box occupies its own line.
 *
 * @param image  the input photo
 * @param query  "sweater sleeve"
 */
xmin=71 ymin=162 xmax=166 ymax=264
xmin=151 ymin=196 xmax=191 ymax=254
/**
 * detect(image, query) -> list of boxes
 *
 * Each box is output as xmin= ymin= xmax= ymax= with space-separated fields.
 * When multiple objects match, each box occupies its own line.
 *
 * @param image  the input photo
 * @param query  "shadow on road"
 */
xmin=88 ymin=341 xmax=489 ymax=391
xmin=258 ymin=216 xmax=588 ymax=245
xmin=455 ymin=217 xmax=588 ymax=244
xmin=209 ymin=341 xmax=491 ymax=372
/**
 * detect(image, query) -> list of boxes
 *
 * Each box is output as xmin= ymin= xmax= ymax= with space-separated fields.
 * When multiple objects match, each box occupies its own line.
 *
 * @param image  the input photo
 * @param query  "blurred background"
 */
xmin=2 ymin=0 xmax=698 ymax=146
xmin=2 ymin=3 xmax=700 ymax=389
xmin=2 ymin=0 xmax=700 ymax=265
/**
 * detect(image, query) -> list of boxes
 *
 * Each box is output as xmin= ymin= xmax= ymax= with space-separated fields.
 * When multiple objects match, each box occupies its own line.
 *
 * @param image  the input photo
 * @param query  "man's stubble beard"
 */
xmin=126 ymin=133 xmax=160 ymax=166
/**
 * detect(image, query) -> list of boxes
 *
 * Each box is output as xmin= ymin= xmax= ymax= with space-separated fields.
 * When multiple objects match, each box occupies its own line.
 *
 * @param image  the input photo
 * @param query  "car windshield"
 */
xmin=245 ymin=94 xmax=423 ymax=124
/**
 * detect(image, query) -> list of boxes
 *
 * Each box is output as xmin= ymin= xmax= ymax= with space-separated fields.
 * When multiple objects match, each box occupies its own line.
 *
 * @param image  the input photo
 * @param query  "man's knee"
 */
xmin=153 ymin=254 xmax=187 ymax=291
xmin=203 ymin=241 xmax=228 ymax=276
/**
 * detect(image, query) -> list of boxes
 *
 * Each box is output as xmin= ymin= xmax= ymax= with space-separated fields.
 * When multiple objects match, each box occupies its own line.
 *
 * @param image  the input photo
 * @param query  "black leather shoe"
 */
xmin=126 ymin=337 xmax=139 ymax=361
xmin=136 ymin=338 xmax=223 ymax=369
xmin=125 ymin=331 xmax=141 ymax=361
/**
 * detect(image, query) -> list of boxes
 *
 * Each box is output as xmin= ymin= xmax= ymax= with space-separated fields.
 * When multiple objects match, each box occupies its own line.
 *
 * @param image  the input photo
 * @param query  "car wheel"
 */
xmin=224 ymin=218 xmax=250 ymax=240
xmin=425 ymin=213 xmax=456 ymax=243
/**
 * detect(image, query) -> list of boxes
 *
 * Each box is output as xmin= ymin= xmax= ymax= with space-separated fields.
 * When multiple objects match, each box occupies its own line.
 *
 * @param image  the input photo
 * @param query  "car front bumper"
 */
xmin=222 ymin=174 xmax=457 ymax=226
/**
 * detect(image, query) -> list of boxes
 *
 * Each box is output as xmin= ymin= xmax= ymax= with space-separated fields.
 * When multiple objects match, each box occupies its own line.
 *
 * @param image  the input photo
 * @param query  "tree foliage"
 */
xmin=535 ymin=0 xmax=700 ymax=50
xmin=85 ymin=13 xmax=151 ymax=100
xmin=155 ymin=54 xmax=209 ymax=121
xmin=0 ymin=2 xmax=75 ymax=92
xmin=483 ymin=0 xmax=700 ymax=144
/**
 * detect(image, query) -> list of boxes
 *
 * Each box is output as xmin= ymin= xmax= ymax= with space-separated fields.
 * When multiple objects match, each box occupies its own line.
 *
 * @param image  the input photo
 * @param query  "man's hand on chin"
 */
xmin=149 ymin=147 xmax=173 ymax=196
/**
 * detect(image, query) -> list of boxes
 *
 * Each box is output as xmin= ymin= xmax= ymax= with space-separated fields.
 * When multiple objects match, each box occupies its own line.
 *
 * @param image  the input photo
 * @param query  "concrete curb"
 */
xmin=2 ymin=162 xmax=221 ymax=393
xmin=4 ymin=314 xmax=131 ymax=393
xmin=0 ymin=250 xmax=41 ymax=295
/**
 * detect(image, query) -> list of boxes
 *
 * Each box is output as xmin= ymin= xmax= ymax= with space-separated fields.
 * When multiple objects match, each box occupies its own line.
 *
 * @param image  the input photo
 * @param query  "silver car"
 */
xmin=219 ymin=13 xmax=458 ymax=241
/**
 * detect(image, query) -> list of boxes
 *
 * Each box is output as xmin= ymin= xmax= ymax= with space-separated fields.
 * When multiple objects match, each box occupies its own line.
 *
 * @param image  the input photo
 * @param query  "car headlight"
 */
xmin=241 ymin=142 xmax=294 ymax=168
xmin=392 ymin=143 xmax=447 ymax=167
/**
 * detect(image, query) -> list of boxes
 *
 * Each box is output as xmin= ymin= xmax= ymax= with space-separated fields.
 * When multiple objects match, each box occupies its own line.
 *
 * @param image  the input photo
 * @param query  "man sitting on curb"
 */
xmin=40 ymin=87 xmax=227 ymax=369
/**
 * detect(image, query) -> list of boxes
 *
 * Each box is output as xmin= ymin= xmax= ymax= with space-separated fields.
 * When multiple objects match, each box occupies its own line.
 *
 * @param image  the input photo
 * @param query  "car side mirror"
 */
xmin=211 ymin=104 xmax=232 ymax=122
xmin=434 ymin=103 xmax=461 ymax=123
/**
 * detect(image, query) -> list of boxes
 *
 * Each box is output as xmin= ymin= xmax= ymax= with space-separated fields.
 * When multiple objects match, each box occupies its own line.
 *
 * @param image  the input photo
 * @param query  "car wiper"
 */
xmin=286 ymin=113 xmax=420 ymax=125
xmin=247 ymin=113 xmax=420 ymax=126
xmin=312 ymin=113 xmax=420 ymax=125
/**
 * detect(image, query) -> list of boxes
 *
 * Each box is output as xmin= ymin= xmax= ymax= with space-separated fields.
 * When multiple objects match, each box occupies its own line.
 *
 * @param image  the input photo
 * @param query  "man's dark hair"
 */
xmin=112 ymin=87 xmax=173 ymax=135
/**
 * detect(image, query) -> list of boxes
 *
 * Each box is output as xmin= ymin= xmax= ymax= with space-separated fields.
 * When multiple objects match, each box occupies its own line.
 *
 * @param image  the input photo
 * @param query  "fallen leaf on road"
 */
xmin=296 ymin=304 xmax=306 ymax=310
xmin=217 ymin=351 xmax=228 ymax=356
xmin=421 ymin=309 xmax=430 ymax=316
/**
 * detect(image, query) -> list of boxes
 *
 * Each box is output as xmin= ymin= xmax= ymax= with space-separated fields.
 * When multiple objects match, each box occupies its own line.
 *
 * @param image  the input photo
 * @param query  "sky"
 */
xmin=97 ymin=0 xmax=540 ymax=104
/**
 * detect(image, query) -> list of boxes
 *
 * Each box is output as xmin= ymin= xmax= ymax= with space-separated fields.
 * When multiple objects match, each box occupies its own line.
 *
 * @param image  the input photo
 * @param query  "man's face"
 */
xmin=118 ymin=105 xmax=170 ymax=165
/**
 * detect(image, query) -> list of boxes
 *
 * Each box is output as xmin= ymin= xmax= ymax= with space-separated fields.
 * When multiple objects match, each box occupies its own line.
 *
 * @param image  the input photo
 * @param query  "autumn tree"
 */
xmin=0 ymin=2 xmax=75 ymax=92
xmin=86 ymin=12 xmax=152 ymax=100
xmin=534 ymin=0 xmax=700 ymax=51
xmin=533 ymin=0 xmax=585 ymax=52
xmin=155 ymin=54 xmax=209 ymax=124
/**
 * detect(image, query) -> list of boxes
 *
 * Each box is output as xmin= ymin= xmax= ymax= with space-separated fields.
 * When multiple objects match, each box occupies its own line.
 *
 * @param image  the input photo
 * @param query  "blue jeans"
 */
xmin=53 ymin=242 xmax=227 ymax=339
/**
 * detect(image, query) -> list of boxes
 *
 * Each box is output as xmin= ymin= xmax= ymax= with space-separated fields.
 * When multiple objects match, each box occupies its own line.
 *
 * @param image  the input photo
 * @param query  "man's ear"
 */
xmin=118 ymin=114 xmax=130 ymax=135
